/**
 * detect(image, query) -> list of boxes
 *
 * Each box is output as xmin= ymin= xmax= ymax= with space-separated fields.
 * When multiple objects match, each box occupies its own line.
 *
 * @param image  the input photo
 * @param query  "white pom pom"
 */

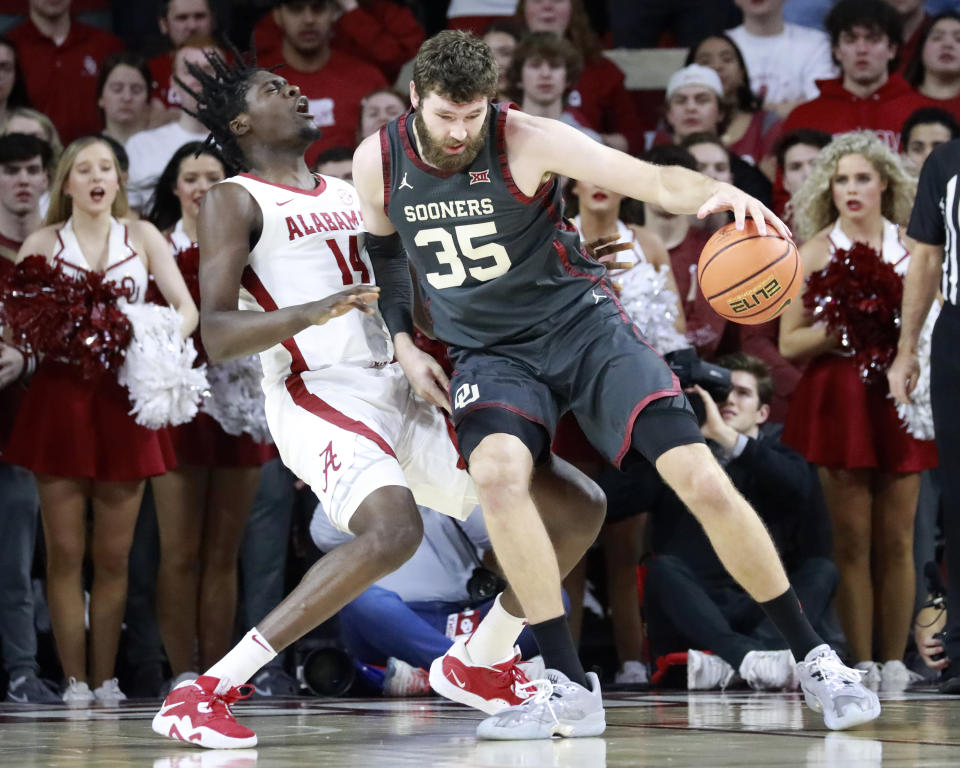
xmin=895 ymin=303 xmax=940 ymax=440
xmin=201 ymin=355 xmax=273 ymax=443
xmin=118 ymin=303 xmax=207 ymax=429
xmin=614 ymin=262 xmax=688 ymax=355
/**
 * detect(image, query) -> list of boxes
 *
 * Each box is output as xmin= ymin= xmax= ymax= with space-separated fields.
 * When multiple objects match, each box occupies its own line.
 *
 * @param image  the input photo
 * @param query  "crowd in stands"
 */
xmin=0 ymin=0 xmax=957 ymax=704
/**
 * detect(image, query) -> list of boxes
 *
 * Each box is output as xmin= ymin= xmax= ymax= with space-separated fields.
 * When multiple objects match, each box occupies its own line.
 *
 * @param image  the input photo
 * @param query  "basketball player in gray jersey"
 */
xmin=354 ymin=30 xmax=881 ymax=738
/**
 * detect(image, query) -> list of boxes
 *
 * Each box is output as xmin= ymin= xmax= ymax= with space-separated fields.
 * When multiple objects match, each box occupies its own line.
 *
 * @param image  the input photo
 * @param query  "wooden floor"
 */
xmin=1 ymin=689 xmax=959 ymax=767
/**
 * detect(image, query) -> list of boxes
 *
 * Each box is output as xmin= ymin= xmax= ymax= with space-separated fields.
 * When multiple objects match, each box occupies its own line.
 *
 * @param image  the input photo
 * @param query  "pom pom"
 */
xmin=802 ymin=242 xmax=903 ymax=383
xmin=0 ymin=255 xmax=133 ymax=378
xmin=201 ymin=355 xmax=272 ymax=443
xmin=613 ymin=262 xmax=688 ymax=356
xmin=118 ymin=303 xmax=208 ymax=429
xmin=895 ymin=303 xmax=940 ymax=440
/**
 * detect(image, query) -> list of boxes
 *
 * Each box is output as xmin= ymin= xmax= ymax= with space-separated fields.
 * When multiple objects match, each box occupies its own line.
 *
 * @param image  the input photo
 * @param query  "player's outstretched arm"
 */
xmin=505 ymin=110 xmax=789 ymax=238
xmin=198 ymin=182 xmax=379 ymax=363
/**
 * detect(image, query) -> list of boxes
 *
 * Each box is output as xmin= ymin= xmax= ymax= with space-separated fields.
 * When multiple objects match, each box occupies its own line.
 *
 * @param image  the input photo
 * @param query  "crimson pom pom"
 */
xmin=802 ymin=242 xmax=903 ymax=383
xmin=0 ymin=255 xmax=134 ymax=379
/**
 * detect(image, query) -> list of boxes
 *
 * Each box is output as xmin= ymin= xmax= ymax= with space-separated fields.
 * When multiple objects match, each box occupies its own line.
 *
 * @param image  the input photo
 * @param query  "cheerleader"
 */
xmin=5 ymin=136 xmax=197 ymax=705
xmin=780 ymin=132 xmax=937 ymax=691
xmin=146 ymin=142 xmax=272 ymax=686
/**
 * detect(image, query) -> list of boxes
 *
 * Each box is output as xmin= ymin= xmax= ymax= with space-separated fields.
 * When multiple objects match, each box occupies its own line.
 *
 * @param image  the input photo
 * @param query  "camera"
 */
xmin=664 ymin=348 xmax=732 ymax=424
xmin=466 ymin=566 xmax=507 ymax=603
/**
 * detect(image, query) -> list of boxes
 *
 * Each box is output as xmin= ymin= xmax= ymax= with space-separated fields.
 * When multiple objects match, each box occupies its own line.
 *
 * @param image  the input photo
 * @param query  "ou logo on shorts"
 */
xmin=454 ymin=383 xmax=479 ymax=410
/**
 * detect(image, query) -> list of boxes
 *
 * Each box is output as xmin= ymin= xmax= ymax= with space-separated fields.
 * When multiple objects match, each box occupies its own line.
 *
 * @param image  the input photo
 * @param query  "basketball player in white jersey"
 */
xmin=151 ymin=52 xmax=606 ymax=749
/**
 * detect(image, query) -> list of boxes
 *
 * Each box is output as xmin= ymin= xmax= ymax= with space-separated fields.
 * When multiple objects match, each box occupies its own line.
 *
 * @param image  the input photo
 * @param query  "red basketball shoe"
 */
xmin=429 ymin=638 xmax=537 ymax=715
xmin=152 ymin=675 xmax=257 ymax=749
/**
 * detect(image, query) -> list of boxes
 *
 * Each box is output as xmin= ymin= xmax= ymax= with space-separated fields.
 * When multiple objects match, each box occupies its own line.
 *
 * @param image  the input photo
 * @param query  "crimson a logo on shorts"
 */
xmin=469 ymin=170 xmax=491 ymax=185
xmin=319 ymin=441 xmax=341 ymax=493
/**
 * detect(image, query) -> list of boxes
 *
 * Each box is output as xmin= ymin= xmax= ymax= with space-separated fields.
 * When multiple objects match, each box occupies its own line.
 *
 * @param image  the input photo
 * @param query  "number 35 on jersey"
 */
xmin=414 ymin=221 xmax=511 ymax=289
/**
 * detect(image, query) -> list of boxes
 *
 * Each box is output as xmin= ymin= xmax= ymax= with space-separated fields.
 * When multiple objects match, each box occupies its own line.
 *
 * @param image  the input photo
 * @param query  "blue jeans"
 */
xmin=0 ymin=462 xmax=41 ymax=676
xmin=338 ymin=585 xmax=568 ymax=670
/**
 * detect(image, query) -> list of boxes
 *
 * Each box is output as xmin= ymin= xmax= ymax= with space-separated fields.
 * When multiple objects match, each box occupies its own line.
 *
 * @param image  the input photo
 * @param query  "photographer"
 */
xmin=644 ymin=353 xmax=838 ymax=690
xmin=309 ymin=504 xmax=551 ymax=696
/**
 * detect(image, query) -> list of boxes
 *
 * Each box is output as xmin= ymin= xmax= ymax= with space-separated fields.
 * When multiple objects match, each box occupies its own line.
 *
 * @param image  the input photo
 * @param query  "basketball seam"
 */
xmin=705 ymin=240 xmax=793 ymax=301
xmin=718 ymin=247 xmax=800 ymax=320
xmin=698 ymin=233 xmax=783 ymax=279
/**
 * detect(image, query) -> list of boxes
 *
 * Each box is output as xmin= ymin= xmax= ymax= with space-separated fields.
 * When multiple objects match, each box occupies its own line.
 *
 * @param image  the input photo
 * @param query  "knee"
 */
xmin=44 ymin=533 xmax=84 ymax=576
xmin=358 ymin=507 xmax=423 ymax=572
xmin=92 ymin=544 xmax=132 ymax=581
xmin=671 ymin=459 xmax=737 ymax=520
xmin=832 ymin=530 xmax=871 ymax=564
xmin=469 ymin=435 xmax=534 ymax=508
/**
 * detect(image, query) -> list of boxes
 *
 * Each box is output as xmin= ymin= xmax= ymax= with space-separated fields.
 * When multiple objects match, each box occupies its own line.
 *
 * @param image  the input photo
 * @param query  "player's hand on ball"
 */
xmin=394 ymin=334 xmax=451 ymax=414
xmin=585 ymin=233 xmax=634 ymax=271
xmin=306 ymin=285 xmax=380 ymax=325
xmin=697 ymin=182 xmax=790 ymax=240
xmin=887 ymin=349 xmax=921 ymax=404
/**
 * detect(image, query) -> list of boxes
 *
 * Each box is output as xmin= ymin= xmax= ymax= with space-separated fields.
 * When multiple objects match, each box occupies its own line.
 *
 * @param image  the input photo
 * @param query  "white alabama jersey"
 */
xmin=222 ymin=173 xmax=392 ymax=384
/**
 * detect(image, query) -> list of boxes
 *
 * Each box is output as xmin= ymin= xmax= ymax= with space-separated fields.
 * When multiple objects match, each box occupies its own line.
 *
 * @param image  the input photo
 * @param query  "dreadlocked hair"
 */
xmin=175 ymin=40 xmax=258 ymax=174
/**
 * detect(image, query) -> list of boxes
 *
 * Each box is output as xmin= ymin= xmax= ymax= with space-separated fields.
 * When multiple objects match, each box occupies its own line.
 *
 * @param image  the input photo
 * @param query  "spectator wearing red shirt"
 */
xmin=517 ymin=0 xmax=642 ymax=154
xmin=254 ymin=0 xmax=424 ymax=85
xmin=261 ymin=0 xmax=386 ymax=166
xmin=903 ymin=12 xmax=960 ymax=124
xmin=893 ymin=0 xmax=932 ymax=75
xmin=148 ymin=0 xmax=216 ymax=111
xmin=8 ymin=0 xmax=122 ymax=144
xmin=781 ymin=0 xmax=931 ymax=152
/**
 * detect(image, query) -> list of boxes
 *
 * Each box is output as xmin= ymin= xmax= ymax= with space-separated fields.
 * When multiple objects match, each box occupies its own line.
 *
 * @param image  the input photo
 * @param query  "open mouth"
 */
xmin=91 ymin=187 xmax=106 ymax=202
xmin=846 ymin=200 xmax=862 ymax=211
xmin=295 ymin=96 xmax=311 ymax=115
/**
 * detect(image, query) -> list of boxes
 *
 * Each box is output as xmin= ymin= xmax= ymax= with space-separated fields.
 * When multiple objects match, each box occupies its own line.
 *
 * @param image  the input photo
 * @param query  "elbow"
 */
xmin=778 ymin=335 xmax=802 ymax=361
xmin=199 ymin=312 xmax=229 ymax=363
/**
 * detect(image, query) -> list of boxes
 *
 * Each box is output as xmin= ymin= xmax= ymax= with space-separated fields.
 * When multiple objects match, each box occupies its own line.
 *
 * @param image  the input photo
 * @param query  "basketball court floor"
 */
xmin=1 ymin=688 xmax=958 ymax=767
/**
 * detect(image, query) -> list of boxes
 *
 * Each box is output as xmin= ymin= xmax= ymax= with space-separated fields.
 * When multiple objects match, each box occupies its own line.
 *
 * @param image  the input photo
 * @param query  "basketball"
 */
xmin=698 ymin=219 xmax=801 ymax=325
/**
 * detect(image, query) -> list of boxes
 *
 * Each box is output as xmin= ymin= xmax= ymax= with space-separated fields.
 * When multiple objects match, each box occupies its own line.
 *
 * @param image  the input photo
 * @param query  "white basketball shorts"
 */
xmin=263 ymin=363 xmax=476 ymax=532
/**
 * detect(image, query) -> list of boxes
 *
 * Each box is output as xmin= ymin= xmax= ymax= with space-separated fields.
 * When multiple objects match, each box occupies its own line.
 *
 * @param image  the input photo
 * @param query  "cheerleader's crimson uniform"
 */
xmin=782 ymin=219 xmax=938 ymax=472
xmin=6 ymin=218 xmax=175 ymax=481
xmin=163 ymin=220 xmax=275 ymax=468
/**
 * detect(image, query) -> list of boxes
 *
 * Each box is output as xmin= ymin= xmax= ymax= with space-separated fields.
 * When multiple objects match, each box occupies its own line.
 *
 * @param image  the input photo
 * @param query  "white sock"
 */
xmin=466 ymin=593 xmax=527 ymax=666
xmin=204 ymin=628 xmax=277 ymax=691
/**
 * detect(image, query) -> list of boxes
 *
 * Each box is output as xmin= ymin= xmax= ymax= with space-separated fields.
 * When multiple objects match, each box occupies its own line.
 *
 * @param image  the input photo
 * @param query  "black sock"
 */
xmin=530 ymin=615 xmax=588 ymax=688
xmin=760 ymin=587 xmax=824 ymax=661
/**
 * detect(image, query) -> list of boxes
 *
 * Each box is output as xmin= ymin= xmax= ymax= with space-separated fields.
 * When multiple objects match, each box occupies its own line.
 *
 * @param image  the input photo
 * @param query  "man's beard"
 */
xmin=414 ymin=109 xmax=489 ymax=172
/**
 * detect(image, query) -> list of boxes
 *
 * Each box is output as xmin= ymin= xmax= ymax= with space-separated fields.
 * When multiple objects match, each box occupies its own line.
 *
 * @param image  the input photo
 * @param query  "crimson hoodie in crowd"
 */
xmin=780 ymin=73 xmax=932 ymax=151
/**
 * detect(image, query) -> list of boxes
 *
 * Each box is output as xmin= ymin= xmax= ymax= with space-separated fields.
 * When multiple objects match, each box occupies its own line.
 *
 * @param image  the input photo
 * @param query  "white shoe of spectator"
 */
xmin=93 ymin=678 xmax=127 ymax=706
xmin=879 ymin=660 xmax=923 ymax=693
xmin=687 ymin=650 xmax=736 ymax=690
xmin=383 ymin=658 xmax=431 ymax=697
xmin=614 ymin=660 xmax=649 ymax=686
xmin=854 ymin=661 xmax=882 ymax=690
xmin=62 ymin=677 xmax=95 ymax=708
xmin=738 ymin=649 xmax=797 ymax=691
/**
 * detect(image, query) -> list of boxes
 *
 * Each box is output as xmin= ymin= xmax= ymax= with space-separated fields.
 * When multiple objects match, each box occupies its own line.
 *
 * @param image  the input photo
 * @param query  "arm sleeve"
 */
xmin=908 ymin=145 xmax=948 ymax=245
xmin=366 ymin=232 xmax=413 ymax=338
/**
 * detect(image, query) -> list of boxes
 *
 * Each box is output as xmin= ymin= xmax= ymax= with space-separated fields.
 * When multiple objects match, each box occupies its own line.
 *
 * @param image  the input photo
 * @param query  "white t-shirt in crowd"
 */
xmin=124 ymin=121 xmax=207 ymax=209
xmin=447 ymin=0 xmax=516 ymax=18
xmin=728 ymin=23 xmax=838 ymax=106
